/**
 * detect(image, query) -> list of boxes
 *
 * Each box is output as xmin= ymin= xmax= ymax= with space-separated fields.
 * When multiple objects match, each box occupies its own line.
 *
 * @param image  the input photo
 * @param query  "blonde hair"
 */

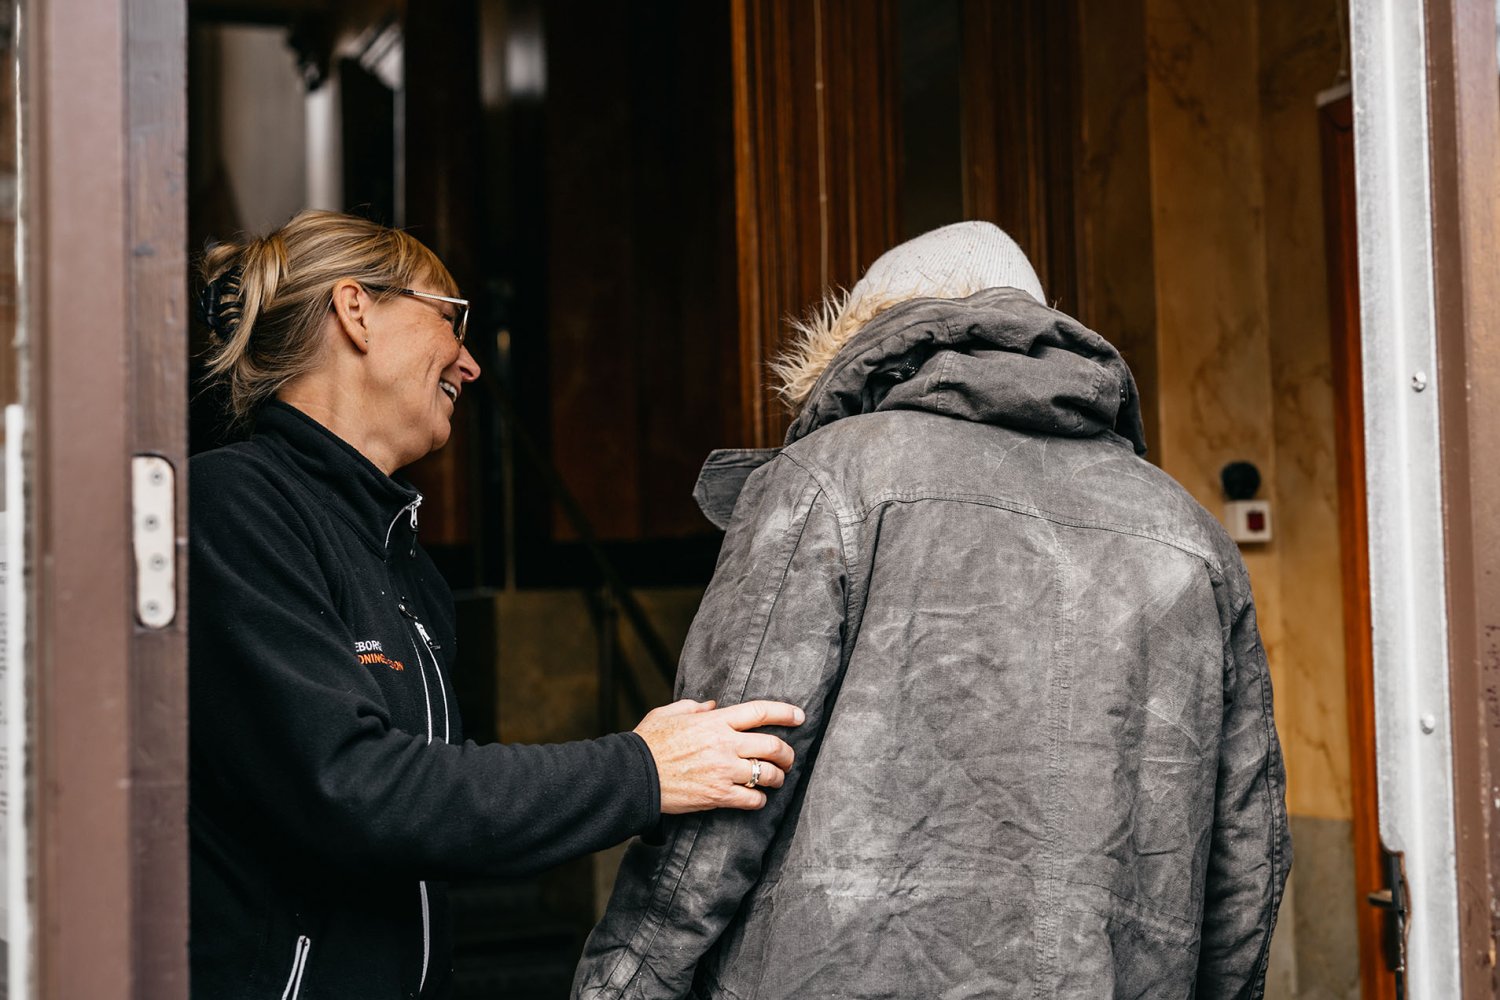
xmin=770 ymin=279 xmax=983 ymax=411
xmin=198 ymin=210 xmax=458 ymax=424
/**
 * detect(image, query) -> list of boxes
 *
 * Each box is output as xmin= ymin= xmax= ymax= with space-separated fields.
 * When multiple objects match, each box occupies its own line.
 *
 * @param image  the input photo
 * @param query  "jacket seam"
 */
xmin=1031 ymin=520 xmax=1074 ymax=997
xmin=598 ymin=818 xmax=705 ymax=996
xmin=779 ymin=452 xmax=845 ymax=519
xmin=842 ymin=490 xmax=1222 ymax=571
xmin=1248 ymin=620 xmax=1286 ymax=998
xmin=727 ymin=478 xmax=826 ymax=705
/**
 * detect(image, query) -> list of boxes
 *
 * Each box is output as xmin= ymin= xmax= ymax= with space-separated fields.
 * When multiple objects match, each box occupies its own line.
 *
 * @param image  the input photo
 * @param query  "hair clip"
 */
xmin=197 ymin=265 xmax=244 ymax=339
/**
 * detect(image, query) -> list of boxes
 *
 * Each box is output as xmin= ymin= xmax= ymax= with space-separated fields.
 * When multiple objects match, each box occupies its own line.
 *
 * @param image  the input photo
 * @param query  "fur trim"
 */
xmin=770 ymin=281 xmax=983 ymax=412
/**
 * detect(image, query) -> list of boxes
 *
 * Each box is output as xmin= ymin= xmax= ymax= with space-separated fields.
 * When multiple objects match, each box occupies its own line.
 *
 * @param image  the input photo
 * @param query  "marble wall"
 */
xmin=1134 ymin=0 xmax=1354 ymax=823
xmin=1082 ymin=0 xmax=1361 ymax=995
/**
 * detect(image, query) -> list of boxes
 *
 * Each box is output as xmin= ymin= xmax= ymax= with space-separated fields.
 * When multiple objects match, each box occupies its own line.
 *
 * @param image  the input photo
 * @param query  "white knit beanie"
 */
xmin=847 ymin=220 xmax=1046 ymax=308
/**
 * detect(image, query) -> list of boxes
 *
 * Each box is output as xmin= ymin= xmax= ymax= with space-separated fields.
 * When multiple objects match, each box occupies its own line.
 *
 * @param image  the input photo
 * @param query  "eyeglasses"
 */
xmin=364 ymin=284 xmax=470 ymax=345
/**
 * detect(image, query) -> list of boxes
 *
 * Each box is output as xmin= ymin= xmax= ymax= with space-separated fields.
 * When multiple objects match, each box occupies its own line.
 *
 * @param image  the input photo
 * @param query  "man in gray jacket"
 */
xmin=574 ymin=223 xmax=1290 ymax=999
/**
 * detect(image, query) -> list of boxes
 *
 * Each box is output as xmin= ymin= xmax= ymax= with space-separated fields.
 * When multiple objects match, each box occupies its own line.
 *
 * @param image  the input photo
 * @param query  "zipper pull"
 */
xmin=413 ymin=619 xmax=442 ymax=651
xmin=408 ymin=495 xmax=423 ymax=558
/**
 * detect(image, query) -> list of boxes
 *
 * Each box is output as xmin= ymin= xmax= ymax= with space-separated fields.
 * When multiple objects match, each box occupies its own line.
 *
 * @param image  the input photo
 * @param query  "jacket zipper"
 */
xmin=280 ymin=935 xmax=311 ymax=1000
xmin=383 ymin=493 xmax=424 ymax=553
xmin=387 ymin=494 xmax=440 ymax=996
xmin=411 ymin=618 xmax=450 ymax=743
xmin=399 ymin=611 xmax=446 ymax=996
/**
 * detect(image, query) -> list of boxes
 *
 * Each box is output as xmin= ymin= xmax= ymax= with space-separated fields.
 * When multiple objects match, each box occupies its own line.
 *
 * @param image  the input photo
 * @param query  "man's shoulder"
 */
xmin=783 ymin=411 xmax=1235 ymax=571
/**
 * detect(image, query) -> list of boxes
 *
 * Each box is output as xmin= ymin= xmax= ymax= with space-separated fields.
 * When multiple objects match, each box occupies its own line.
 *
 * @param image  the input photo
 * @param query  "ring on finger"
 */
xmin=744 ymin=759 xmax=763 ymax=789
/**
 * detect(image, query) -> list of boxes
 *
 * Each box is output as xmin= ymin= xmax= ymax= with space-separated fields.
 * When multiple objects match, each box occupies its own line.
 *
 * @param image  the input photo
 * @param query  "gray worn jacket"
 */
xmin=574 ymin=289 xmax=1290 ymax=999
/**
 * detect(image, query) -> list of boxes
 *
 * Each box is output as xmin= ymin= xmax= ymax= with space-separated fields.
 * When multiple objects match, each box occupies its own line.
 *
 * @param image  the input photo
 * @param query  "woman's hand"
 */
xmin=634 ymin=699 xmax=804 ymax=814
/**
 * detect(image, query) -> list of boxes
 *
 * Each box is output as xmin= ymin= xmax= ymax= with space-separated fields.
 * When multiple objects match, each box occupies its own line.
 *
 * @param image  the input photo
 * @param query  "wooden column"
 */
xmin=730 ymin=0 xmax=900 ymax=447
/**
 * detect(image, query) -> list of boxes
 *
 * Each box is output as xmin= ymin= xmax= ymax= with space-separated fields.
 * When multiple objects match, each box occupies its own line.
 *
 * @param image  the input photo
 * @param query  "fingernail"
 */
xmin=794 ymin=708 xmax=806 ymax=724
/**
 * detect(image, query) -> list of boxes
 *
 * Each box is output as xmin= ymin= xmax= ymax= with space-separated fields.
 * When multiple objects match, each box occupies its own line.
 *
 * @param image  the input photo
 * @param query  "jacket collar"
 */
xmin=253 ymin=400 xmax=422 ymax=555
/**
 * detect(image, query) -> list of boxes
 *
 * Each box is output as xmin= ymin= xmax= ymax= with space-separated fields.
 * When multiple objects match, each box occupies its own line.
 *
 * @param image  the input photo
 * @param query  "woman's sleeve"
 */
xmin=190 ymin=459 xmax=659 ymax=880
xmin=572 ymin=455 xmax=850 ymax=1000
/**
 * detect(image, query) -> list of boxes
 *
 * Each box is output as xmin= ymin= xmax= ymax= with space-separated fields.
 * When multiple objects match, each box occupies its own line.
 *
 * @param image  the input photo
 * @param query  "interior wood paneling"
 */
xmin=730 ymin=0 xmax=900 ymax=447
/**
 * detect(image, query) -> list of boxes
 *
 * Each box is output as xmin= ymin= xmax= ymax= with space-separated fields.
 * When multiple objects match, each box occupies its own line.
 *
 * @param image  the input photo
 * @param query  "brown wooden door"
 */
xmin=729 ymin=0 xmax=1081 ymax=447
xmin=730 ymin=0 xmax=902 ymax=447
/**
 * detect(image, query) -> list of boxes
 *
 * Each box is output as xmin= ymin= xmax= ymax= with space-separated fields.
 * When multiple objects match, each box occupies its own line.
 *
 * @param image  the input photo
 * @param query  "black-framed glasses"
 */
xmin=364 ymin=284 xmax=470 ymax=345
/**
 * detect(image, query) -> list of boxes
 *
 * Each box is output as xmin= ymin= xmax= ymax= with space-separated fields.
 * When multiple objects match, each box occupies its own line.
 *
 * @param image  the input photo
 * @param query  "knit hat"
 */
xmin=848 ymin=221 xmax=1046 ymax=308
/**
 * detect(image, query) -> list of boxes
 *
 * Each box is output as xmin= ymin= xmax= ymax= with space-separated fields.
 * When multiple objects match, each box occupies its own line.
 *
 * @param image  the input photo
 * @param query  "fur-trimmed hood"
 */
xmin=784 ymin=288 xmax=1146 ymax=451
xmin=695 ymin=289 xmax=1147 ymax=528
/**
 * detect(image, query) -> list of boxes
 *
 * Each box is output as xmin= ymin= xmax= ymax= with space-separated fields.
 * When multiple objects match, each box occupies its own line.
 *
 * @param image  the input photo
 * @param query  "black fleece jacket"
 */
xmin=190 ymin=401 xmax=660 ymax=1000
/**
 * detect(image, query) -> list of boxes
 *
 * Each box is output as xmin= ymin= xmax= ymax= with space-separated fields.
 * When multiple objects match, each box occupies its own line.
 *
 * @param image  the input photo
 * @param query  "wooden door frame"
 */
xmin=1422 ymin=0 xmax=1500 ymax=991
xmin=22 ymin=0 xmax=189 ymax=996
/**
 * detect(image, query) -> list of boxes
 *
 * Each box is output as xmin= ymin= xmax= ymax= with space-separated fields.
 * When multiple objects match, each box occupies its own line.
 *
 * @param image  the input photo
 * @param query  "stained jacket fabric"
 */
xmin=574 ymin=289 xmax=1291 ymax=1000
xmin=190 ymin=401 xmax=661 ymax=1000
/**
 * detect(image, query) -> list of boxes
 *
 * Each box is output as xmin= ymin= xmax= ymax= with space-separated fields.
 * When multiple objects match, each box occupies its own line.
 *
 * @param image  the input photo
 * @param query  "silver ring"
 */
xmin=744 ymin=759 xmax=763 ymax=789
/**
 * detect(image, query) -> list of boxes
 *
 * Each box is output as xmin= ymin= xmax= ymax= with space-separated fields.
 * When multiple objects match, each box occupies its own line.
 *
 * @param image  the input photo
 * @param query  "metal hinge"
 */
xmin=131 ymin=455 xmax=176 ymax=628
xmin=1367 ymin=847 xmax=1409 ymax=997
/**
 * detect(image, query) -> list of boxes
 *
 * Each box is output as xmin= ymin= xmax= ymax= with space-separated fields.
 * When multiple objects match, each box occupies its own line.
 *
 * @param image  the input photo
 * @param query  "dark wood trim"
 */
xmin=1319 ymin=91 xmax=1396 ymax=1000
xmin=730 ymin=0 xmax=899 ymax=448
xmin=959 ymin=0 xmax=1081 ymax=317
xmin=26 ymin=0 xmax=189 ymax=995
xmin=402 ymin=0 xmax=482 ymax=548
xmin=1422 ymin=0 xmax=1500 ymax=992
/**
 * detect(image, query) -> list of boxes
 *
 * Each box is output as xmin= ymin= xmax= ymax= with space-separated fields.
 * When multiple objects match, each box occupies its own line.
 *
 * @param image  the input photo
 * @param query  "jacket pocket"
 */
xmin=279 ymin=934 xmax=311 ymax=1000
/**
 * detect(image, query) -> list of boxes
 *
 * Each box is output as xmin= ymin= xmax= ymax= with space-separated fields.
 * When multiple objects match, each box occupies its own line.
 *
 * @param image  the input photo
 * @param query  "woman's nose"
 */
xmin=456 ymin=345 xmax=481 ymax=383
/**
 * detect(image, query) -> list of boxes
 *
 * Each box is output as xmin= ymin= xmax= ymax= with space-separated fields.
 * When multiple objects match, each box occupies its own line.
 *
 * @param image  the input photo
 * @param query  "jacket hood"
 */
xmin=693 ymin=290 xmax=1147 ymax=530
xmin=785 ymin=288 xmax=1148 ymax=454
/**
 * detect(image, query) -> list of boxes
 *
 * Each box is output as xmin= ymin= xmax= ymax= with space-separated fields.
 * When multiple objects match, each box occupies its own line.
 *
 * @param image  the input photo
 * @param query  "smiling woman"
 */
xmin=188 ymin=210 xmax=806 ymax=1000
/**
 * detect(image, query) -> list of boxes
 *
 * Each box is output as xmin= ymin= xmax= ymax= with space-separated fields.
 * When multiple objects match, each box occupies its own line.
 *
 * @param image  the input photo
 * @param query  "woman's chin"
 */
xmin=427 ymin=422 xmax=453 ymax=455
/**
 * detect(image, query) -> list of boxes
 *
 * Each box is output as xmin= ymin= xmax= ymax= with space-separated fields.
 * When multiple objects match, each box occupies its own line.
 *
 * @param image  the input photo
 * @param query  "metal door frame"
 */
xmin=1349 ymin=0 xmax=1500 ymax=994
xmin=19 ymin=0 xmax=188 ymax=996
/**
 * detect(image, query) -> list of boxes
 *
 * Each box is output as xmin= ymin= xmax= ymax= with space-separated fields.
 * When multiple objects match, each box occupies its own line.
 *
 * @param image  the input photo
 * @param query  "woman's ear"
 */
xmin=330 ymin=278 xmax=372 ymax=352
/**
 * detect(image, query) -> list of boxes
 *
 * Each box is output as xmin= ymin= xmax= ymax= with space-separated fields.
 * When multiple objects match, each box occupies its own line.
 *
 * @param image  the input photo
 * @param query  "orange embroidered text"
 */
xmin=357 ymin=652 xmax=405 ymax=671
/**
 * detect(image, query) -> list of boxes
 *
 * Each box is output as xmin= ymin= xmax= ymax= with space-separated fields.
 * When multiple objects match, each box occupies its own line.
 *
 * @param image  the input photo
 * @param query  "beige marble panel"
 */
xmin=1143 ymin=0 xmax=1289 ymax=804
xmin=1144 ymin=0 xmax=1354 ymax=824
xmin=1259 ymin=0 xmax=1353 ymax=823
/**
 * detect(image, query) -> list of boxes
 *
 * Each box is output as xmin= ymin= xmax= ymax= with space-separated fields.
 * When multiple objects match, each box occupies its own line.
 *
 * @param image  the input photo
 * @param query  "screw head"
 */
xmin=1420 ymin=713 xmax=1437 ymax=734
xmin=149 ymin=554 xmax=167 ymax=571
xmin=148 ymin=469 xmax=165 ymax=486
xmin=143 ymin=515 xmax=160 ymax=531
xmin=143 ymin=600 xmax=160 ymax=615
xmin=1411 ymin=371 xmax=1429 ymax=392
